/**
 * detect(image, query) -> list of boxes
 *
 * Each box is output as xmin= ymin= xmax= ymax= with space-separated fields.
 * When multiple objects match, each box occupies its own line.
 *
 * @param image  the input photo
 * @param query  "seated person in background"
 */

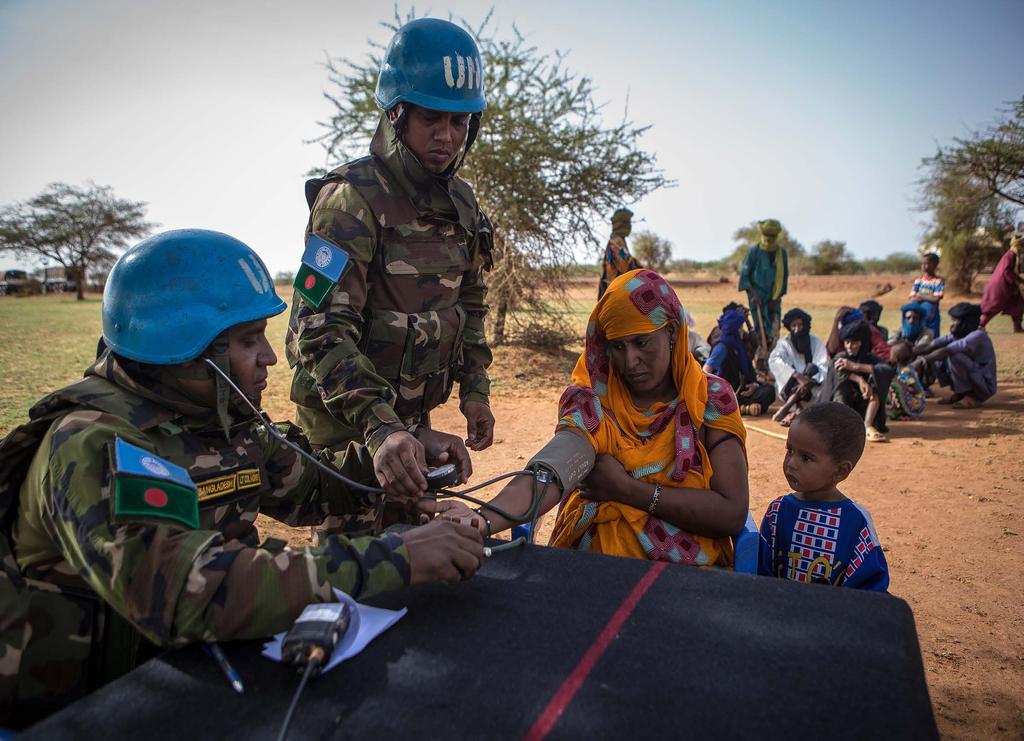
xmin=832 ymin=320 xmax=895 ymax=442
xmin=912 ymin=302 xmax=997 ymax=409
xmin=859 ymin=299 xmax=889 ymax=341
xmin=704 ymin=307 xmax=776 ymax=416
xmin=827 ymin=307 xmax=891 ymax=362
xmin=888 ymin=303 xmax=935 ymax=349
xmin=905 ymin=252 xmax=944 ymax=338
xmin=757 ymin=402 xmax=889 ymax=592
xmin=707 ymin=302 xmax=756 ymax=352
xmin=0 ymin=230 xmax=483 ymax=725
xmin=685 ymin=308 xmax=712 ymax=365
xmin=886 ymin=341 xmax=927 ymax=421
xmin=469 ymin=269 xmax=749 ymax=567
xmin=769 ymin=308 xmax=834 ymax=425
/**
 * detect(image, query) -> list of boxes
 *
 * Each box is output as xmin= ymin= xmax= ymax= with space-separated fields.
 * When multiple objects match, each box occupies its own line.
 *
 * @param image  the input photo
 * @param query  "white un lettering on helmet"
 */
xmin=238 ymin=255 xmax=270 ymax=294
xmin=443 ymin=54 xmax=482 ymax=90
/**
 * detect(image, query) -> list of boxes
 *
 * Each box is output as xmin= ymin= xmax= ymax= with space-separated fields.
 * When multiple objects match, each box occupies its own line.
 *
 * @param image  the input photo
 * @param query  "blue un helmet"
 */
xmin=102 ymin=229 xmax=286 ymax=364
xmin=375 ymin=18 xmax=486 ymax=114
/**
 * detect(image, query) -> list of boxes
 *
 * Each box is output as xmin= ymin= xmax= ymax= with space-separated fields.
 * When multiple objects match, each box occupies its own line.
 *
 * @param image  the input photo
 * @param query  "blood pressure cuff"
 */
xmin=527 ymin=431 xmax=595 ymax=493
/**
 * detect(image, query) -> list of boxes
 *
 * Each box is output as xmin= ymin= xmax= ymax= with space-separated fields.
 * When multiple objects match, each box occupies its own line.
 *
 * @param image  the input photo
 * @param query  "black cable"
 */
xmin=276 ymin=655 xmax=320 ymax=741
xmin=204 ymin=359 xmax=383 ymax=494
xmin=203 ymin=359 xmax=550 ymax=532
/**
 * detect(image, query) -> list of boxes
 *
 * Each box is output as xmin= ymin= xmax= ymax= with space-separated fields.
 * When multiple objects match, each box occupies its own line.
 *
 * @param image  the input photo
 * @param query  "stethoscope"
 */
xmin=205 ymin=359 xmax=551 ymax=554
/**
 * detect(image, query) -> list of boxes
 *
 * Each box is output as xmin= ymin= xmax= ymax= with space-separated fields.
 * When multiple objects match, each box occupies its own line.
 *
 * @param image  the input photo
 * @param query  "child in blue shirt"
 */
xmin=758 ymin=401 xmax=889 ymax=591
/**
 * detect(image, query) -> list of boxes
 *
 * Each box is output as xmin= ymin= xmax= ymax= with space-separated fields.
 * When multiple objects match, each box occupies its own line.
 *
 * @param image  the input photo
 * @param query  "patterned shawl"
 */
xmin=550 ymin=270 xmax=747 ymax=565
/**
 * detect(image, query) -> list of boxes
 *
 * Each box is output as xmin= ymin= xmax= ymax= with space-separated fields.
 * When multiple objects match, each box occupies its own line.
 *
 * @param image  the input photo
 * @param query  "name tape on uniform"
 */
xmin=195 ymin=467 xmax=263 ymax=503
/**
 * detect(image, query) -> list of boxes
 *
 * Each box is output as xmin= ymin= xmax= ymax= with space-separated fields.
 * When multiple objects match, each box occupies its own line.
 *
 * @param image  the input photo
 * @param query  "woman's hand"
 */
xmin=854 ymin=376 xmax=871 ymax=400
xmin=579 ymin=454 xmax=635 ymax=503
xmin=420 ymin=500 xmax=488 ymax=535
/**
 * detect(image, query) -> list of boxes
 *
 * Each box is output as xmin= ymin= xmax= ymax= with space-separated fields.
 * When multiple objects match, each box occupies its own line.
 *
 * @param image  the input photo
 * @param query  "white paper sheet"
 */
xmin=262 ymin=589 xmax=406 ymax=673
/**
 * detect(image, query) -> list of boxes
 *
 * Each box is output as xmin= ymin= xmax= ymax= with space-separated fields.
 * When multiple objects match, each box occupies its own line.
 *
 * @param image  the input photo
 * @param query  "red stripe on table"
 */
xmin=524 ymin=561 xmax=668 ymax=741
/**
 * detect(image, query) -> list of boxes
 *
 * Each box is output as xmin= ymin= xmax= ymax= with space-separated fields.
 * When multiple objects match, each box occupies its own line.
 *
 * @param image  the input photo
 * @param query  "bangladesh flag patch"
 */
xmin=294 ymin=233 xmax=349 ymax=308
xmin=112 ymin=438 xmax=200 ymax=529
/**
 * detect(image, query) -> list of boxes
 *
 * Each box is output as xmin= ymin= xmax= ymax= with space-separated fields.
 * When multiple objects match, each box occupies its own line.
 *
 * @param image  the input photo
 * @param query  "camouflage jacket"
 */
xmin=0 ymin=353 xmax=409 ymax=725
xmin=285 ymin=115 xmax=493 ymax=453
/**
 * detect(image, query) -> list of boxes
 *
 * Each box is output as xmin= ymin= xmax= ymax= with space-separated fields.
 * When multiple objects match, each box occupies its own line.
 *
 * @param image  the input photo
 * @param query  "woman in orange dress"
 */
xmin=476 ymin=269 xmax=749 ymax=566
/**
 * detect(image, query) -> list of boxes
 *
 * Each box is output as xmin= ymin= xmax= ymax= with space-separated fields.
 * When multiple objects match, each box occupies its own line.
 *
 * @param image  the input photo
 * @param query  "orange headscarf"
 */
xmin=550 ymin=270 xmax=747 ymax=565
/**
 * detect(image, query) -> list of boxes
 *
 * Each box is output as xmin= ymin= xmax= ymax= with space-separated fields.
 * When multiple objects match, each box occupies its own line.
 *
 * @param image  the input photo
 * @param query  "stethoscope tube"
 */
xmin=204 ymin=359 xmax=551 ymax=541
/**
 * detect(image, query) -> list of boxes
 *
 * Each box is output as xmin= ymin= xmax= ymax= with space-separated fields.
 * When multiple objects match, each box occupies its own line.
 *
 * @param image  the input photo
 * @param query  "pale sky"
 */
xmin=0 ymin=0 xmax=1021 ymax=275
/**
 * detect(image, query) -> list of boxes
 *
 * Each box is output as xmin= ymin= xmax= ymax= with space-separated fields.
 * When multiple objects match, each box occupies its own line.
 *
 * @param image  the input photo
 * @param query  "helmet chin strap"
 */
xmin=205 ymin=333 xmax=235 ymax=442
xmin=201 ymin=358 xmax=385 ymax=494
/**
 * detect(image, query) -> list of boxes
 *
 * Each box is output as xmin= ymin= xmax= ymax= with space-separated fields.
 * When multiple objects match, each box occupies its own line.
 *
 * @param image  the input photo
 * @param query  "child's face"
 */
xmin=784 ymin=419 xmax=852 ymax=498
xmin=843 ymin=338 xmax=862 ymax=356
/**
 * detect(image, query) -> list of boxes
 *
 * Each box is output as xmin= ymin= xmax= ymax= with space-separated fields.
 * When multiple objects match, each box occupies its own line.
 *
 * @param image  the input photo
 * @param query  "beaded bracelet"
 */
xmin=648 ymin=483 xmax=662 ymax=514
xmin=473 ymin=508 xmax=493 ymax=537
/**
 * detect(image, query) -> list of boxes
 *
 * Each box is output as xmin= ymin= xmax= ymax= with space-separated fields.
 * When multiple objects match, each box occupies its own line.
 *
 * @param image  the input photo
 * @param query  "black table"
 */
xmin=23 ymin=543 xmax=937 ymax=740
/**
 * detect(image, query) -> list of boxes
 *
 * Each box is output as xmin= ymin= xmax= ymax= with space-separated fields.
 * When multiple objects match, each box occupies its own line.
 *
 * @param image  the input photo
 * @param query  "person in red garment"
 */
xmin=980 ymin=230 xmax=1024 ymax=332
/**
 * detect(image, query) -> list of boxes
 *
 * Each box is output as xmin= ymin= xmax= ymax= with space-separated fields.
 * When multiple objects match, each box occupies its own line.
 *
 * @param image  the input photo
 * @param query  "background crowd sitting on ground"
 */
xmin=701 ymin=251 xmax=1002 ymax=445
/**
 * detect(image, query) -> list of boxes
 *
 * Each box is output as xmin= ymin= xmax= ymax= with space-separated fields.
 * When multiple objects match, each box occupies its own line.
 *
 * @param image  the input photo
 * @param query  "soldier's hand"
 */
xmin=416 ymin=427 xmax=472 ymax=484
xmin=462 ymin=400 xmax=495 ymax=451
xmin=399 ymin=518 xmax=484 ymax=586
xmin=374 ymin=430 xmax=428 ymax=499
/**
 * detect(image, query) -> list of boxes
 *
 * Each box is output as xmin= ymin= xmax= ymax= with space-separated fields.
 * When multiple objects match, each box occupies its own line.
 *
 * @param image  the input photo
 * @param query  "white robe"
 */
xmin=769 ymin=334 xmax=835 ymax=403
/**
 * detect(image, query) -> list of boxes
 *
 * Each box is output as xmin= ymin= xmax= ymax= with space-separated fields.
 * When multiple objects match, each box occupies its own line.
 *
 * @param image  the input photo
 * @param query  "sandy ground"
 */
xmin=258 ymin=274 xmax=1024 ymax=739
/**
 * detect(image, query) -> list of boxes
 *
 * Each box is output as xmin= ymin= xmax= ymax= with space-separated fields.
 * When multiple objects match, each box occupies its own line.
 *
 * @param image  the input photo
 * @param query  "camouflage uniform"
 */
xmin=0 ymin=352 xmax=409 ymax=726
xmin=285 ymin=115 xmax=492 ymax=533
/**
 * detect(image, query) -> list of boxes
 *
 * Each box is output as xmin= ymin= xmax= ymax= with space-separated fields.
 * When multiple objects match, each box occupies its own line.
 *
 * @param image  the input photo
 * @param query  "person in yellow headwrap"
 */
xmin=468 ymin=269 xmax=749 ymax=566
xmin=739 ymin=218 xmax=789 ymax=350
xmin=597 ymin=208 xmax=642 ymax=300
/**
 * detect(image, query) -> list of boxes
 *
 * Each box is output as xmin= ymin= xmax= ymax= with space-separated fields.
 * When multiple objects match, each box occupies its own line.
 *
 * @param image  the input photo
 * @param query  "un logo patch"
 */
xmin=315 ymin=245 xmax=332 ymax=269
xmin=140 ymin=456 xmax=171 ymax=477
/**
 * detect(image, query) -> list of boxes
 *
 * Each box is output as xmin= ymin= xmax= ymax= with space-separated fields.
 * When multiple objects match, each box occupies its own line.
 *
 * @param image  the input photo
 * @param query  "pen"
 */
xmin=203 ymin=641 xmax=245 ymax=694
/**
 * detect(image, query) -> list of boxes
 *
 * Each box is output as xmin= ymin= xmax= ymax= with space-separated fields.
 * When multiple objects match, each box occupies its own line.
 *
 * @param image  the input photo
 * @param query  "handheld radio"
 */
xmin=276 ymin=602 xmax=352 ymax=741
xmin=281 ymin=602 xmax=351 ymax=676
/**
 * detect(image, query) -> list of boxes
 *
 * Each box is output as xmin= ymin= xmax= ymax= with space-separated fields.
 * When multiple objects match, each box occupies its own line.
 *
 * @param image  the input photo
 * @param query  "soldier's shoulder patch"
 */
xmin=294 ymin=233 xmax=350 ymax=309
xmin=111 ymin=438 xmax=199 ymax=529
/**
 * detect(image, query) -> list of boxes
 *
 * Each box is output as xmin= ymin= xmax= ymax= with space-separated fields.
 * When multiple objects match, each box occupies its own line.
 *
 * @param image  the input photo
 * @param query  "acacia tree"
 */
xmin=918 ymin=98 xmax=1023 ymax=293
xmin=631 ymin=230 xmax=672 ymax=272
xmin=930 ymin=97 xmax=1024 ymax=208
xmin=0 ymin=182 xmax=152 ymax=300
xmin=807 ymin=240 xmax=862 ymax=275
xmin=311 ymin=11 xmax=670 ymax=345
xmin=919 ymin=157 xmax=1011 ymax=293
